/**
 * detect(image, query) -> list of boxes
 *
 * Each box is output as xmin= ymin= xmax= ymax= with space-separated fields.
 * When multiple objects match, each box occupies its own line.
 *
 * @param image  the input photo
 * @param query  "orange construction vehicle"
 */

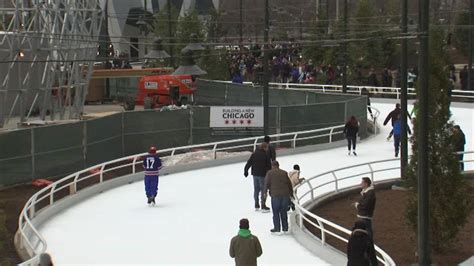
xmin=136 ymin=75 xmax=196 ymax=108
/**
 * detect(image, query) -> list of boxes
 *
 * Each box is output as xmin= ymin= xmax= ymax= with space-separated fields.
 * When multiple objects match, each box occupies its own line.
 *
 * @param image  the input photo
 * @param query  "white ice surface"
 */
xmin=38 ymin=102 xmax=473 ymax=265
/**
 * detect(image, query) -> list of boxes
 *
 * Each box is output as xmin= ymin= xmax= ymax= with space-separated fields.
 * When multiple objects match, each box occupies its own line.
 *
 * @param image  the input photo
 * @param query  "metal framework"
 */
xmin=0 ymin=0 xmax=103 ymax=128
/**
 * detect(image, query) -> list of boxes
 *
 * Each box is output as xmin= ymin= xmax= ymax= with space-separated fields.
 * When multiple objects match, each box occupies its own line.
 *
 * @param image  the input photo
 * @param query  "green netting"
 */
xmin=0 ymin=157 xmax=32 ymax=185
xmin=123 ymin=109 xmax=191 ymax=155
xmin=34 ymin=122 xmax=83 ymax=153
xmin=34 ymin=147 xmax=84 ymax=179
xmin=86 ymin=113 xmax=124 ymax=166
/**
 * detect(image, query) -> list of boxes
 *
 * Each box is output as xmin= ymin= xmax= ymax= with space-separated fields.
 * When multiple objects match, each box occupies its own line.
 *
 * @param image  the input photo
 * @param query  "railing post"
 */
xmin=213 ymin=144 xmax=218 ymax=159
xmin=329 ymin=128 xmax=334 ymax=143
xmin=28 ymin=203 xmax=36 ymax=219
xmin=292 ymin=133 xmax=298 ymax=148
xmin=317 ymin=218 xmax=326 ymax=245
xmin=132 ymin=157 xmax=138 ymax=174
xmin=99 ymin=164 xmax=106 ymax=183
xmin=253 ymin=138 xmax=259 ymax=151
xmin=332 ymin=172 xmax=339 ymax=192
xmin=70 ymin=174 xmax=78 ymax=195
xmin=368 ymin=164 xmax=374 ymax=183
xmin=49 ymin=184 xmax=56 ymax=205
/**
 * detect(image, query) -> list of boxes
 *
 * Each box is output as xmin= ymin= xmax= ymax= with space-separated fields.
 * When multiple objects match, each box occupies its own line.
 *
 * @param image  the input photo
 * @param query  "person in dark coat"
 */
xmin=353 ymin=177 xmax=376 ymax=238
xmin=264 ymin=160 xmax=293 ymax=234
xmin=383 ymin=103 xmax=411 ymax=140
xmin=263 ymin=135 xmax=276 ymax=162
xmin=361 ymin=88 xmax=374 ymax=120
xmin=347 ymin=220 xmax=378 ymax=266
xmin=452 ymin=125 xmax=466 ymax=171
xmin=344 ymin=116 xmax=359 ymax=156
xmin=244 ymin=143 xmax=271 ymax=211
xmin=229 ymin=218 xmax=263 ymax=266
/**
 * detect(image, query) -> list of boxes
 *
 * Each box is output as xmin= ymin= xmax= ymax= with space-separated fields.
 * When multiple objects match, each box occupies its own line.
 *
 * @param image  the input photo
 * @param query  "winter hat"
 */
xmin=293 ymin=164 xmax=300 ymax=171
xmin=239 ymin=218 xmax=249 ymax=229
xmin=352 ymin=220 xmax=367 ymax=231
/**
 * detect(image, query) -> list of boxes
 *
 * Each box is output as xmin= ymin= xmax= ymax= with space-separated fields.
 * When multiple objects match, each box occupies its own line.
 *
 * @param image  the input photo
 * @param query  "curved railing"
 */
xmin=268 ymin=82 xmax=474 ymax=100
xmin=206 ymin=80 xmax=474 ymax=100
xmin=293 ymin=151 xmax=474 ymax=266
xmin=17 ymin=124 xmax=346 ymax=265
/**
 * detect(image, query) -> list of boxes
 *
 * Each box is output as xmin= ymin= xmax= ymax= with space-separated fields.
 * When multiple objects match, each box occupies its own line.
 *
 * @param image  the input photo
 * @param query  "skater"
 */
xmin=452 ymin=125 xmax=466 ymax=171
xmin=344 ymin=116 xmax=359 ymax=156
xmin=393 ymin=116 xmax=401 ymax=157
xmin=361 ymin=88 xmax=374 ymax=120
xmin=287 ymin=164 xmax=305 ymax=211
xmin=244 ymin=143 xmax=271 ymax=212
xmin=263 ymin=135 xmax=276 ymax=162
xmin=143 ymin=146 xmax=162 ymax=205
xmin=352 ymin=177 xmax=376 ymax=238
xmin=229 ymin=218 xmax=263 ymax=266
xmin=347 ymin=220 xmax=378 ymax=266
xmin=265 ymin=161 xmax=293 ymax=234
xmin=383 ymin=103 xmax=411 ymax=140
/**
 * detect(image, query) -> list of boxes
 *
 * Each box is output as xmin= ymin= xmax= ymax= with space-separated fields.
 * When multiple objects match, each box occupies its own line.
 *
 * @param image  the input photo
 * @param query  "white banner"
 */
xmin=210 ymin=106 xmax=263 ymax=128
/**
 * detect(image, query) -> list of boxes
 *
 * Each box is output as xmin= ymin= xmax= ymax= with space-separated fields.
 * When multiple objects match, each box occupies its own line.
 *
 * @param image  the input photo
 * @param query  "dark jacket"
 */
xmin=452 ymin=130 xmax=466 ymax=152
xmin=347 ymin=229 xmax=378 ymax=266
xmin=244 ymin=148 xmax=271 ymax=177
xmin=344 ymin=122 xmax=359 ymax=138
xmin=229 ymin=229 xmax=262 ymax=266
xmin=356 ymin=186 xmax=376 ymax=219
xmin=265 ymin=168 xmax=293 ymax=197
xmin=383 ymin=107 xmax=401 ymax=126
xmin=266 ymin=143 xmax=276 ymax=162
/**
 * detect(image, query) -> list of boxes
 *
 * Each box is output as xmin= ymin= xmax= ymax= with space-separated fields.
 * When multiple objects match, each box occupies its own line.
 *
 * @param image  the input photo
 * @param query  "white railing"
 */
xmin=293 ymin=151 xmax=474 ymax=266
xmin=17 ymin=124 xmax=346 ymax=265
xmin=268 ymin=82 xmax=474 ymax=100
xmin=206 ymin=79 xmax=474 ymax=100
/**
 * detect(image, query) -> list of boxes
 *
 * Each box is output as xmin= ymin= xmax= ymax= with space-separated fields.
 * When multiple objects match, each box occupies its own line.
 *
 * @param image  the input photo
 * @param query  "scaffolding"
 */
xmin=0 ymin=0 xmax=103 ymax=128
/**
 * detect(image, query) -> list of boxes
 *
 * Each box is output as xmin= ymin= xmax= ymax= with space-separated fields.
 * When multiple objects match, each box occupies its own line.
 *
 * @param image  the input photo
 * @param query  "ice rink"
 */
xmin=37 ymin=101 xmax=473 ymax=265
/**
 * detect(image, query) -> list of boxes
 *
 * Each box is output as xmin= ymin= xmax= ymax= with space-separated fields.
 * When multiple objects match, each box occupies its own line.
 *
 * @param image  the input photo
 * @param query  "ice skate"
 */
xmin=151 ymin=196 xmax=156 ymax=205
xmin=147 ymin=197 xmax=152 ymax=205
xmin=353 ymin=151 xmax=357 ymax=156
xmin=270 ymin=229 xmax=282 ymax=235
xmin=254 ymin=202 xmax=260 ymax=211
xmin=261 ymin=204 xmax=270 ymax=213
xmin=348 ymin=150 xmax=351 ymax=155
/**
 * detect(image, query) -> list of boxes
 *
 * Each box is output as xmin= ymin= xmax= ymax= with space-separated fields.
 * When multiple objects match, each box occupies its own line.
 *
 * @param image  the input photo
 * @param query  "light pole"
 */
xmin=342 ymin=0 xmax=347 ymax=93
xmin=263 ymin=0 xmax=269 ymax=135
xmin=400 ymin=0 xmax=408 ymax=179
xmin=239 ymin=0 xmax=243 ymax=45
xmin=418 ymin=0 xmax=431 ymax=264
xmin=167 ymin=0 xmax=174 ymax=66
xmin=469 ymin=0 xmax=473 ymax=91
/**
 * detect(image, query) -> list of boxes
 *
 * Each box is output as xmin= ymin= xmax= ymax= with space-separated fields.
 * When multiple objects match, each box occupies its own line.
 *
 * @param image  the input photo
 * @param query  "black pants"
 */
xmin=347 ymin=136 xmax=357 ymax=150
xmin=457 ymin=153 xmax=464 ymax=171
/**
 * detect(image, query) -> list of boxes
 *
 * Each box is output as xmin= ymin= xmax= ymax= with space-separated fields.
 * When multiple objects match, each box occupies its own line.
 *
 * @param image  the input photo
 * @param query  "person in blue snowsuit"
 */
xmin=392 ymin=114 xmax=411 ymax=158
xmin=143 ymin=146 xmax=162 ymax=205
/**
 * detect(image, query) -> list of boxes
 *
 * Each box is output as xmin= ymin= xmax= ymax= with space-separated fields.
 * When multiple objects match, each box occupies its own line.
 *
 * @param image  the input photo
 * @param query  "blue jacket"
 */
xmin=393 ymin=120 xmax=401 ymax=136
xmin=143 ymin=154 xmax=162 ymax=176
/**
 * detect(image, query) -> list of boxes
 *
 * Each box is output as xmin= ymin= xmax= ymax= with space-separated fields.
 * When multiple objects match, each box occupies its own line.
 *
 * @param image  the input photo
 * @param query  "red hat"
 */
xmin=149 ymin=146 xmax=157 ymax=154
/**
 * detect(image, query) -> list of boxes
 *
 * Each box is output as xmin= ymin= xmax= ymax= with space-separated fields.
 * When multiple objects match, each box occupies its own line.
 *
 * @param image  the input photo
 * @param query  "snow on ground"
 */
xmin=37 ymin=101 xmax=473 ymax=265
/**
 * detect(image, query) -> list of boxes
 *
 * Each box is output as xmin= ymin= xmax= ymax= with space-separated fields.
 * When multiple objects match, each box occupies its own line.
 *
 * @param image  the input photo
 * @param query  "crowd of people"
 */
xmin=227 ymin=41 xmax=473 ymax=93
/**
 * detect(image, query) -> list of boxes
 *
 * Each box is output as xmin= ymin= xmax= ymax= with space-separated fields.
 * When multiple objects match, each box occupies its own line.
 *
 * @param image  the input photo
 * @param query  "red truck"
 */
xmin=135 ymin=75 xmax=196 ymax=108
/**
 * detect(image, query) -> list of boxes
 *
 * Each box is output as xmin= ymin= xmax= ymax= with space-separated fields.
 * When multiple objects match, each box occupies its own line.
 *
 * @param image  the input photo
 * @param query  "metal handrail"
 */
xmin=268 ymin=82 xmax=474 ymax=100
xmin=16 ymin=124 xmax=346 ymax=265
xmin=293 ymin=152 xmax=474 ymax=266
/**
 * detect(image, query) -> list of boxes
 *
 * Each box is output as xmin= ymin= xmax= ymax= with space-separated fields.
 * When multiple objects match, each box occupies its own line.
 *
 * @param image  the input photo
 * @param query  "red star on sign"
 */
xmin=247 ymin=120 xmax=252 ymax=124
xmin=240 ymin=120 xmax=244 ymax=124
xmin=225 ymin=120 xmax=229 ymax=124
xmin=232 ymin=120 xmax=237 ymax=124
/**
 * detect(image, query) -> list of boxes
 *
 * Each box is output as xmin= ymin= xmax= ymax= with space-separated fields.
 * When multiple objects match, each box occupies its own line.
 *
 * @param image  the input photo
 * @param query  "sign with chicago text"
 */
xmin=210 ymin=106 xmax=263 ymax=128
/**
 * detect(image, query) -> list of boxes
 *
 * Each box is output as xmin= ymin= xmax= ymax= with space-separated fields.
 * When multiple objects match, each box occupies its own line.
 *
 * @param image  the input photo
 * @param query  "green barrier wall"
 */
xmin=0 ymin=80 xmax=367 ymax=186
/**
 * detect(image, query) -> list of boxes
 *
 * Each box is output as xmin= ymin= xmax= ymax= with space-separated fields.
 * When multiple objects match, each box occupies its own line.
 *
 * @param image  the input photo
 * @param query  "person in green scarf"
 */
xmin=229 ymin=218 xmax=263 ymax=266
